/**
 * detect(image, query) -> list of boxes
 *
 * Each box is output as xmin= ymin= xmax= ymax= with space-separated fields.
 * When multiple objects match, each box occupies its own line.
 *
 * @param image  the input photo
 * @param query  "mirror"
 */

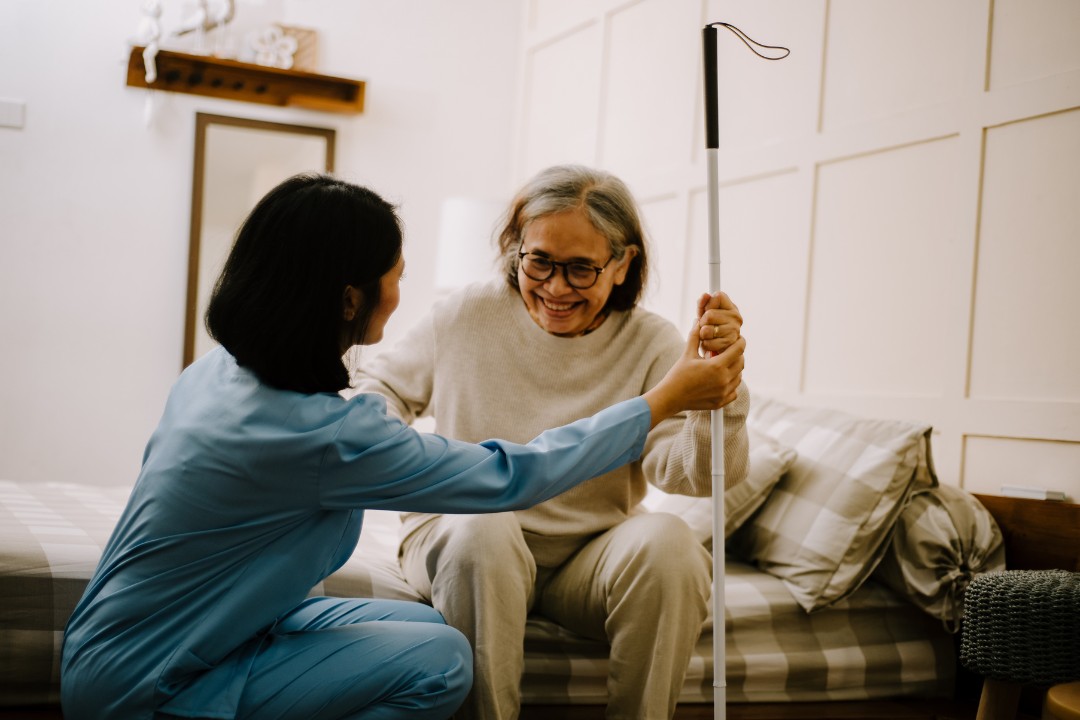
xmin=184 ymin=113 xmax=336 ymax=367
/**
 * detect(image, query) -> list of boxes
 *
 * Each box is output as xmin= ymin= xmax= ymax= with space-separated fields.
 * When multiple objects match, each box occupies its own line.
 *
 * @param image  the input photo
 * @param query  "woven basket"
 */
xmin=960 ymin=569 xmax=1080 ymax=685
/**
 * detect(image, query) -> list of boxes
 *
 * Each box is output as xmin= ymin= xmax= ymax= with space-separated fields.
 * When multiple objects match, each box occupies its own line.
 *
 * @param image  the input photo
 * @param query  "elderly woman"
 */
xmin=352 ymin=165 xmax=749 ymax=720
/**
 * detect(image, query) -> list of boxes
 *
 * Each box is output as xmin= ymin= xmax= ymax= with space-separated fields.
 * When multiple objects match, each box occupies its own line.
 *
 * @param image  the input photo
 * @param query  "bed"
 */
xmin=3 ymin=396 xmax=1047 ymax=718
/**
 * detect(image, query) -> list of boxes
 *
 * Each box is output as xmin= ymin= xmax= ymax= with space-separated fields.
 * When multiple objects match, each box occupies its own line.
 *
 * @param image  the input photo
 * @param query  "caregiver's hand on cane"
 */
xmin=643 ymin=315 xmax=745 ymax=429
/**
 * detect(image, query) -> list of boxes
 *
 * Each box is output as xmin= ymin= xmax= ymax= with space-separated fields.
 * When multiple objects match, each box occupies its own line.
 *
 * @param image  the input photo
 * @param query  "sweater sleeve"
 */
xmin=347 ymin=307 xmax=437 ymax=423
xmin=639 ymin=337 xmax=751 ymax=496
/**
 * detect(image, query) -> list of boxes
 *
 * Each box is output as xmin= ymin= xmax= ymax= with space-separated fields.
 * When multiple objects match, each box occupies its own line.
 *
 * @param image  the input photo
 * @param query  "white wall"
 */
xmin=0 ymin=0 xmax=521 ymax=486
xmin=514 ymin=0 xmax=1080 ymax=500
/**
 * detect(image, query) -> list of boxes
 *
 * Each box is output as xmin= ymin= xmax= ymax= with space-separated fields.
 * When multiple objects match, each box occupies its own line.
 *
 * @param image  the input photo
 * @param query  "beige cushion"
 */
xmin=642 ymin=428 xmax=797 ymax=548
xmin=730 ymin=396 xmax=936 ymax=613
xmin=871 ymin=484 xmax=1005 ymax=630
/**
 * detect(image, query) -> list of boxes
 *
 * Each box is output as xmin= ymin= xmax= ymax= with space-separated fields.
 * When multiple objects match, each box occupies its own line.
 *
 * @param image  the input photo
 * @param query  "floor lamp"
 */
xmin=702 ymin=22 xmax=788 ymax=720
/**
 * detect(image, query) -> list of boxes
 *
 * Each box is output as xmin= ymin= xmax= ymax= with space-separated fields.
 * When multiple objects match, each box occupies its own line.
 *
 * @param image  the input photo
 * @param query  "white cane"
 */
xmin=701 ymin=23 xmax=788 ymax=720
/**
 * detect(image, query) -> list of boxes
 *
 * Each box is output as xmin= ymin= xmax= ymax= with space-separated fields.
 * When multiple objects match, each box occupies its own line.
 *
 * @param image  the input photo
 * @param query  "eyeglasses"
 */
xmin=517 ymin=249 xmax=614 ymax=289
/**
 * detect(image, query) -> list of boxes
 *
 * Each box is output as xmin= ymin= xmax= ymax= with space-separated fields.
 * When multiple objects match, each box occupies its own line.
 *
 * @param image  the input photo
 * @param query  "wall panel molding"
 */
xmin=962 ymin=434 xmax=1080 ymax=498
xmin=968 ymin=106 xmax=1080 ymax=403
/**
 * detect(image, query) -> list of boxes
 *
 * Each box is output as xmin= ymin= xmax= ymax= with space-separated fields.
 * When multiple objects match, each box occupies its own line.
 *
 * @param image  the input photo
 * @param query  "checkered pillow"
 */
xmin=730 ymin=396 xmax=936 ymax=613
xmin=871 ymin=483 xmax=1005 ymax=630
xmin=642 ymin=428 xmax=797 ymax=548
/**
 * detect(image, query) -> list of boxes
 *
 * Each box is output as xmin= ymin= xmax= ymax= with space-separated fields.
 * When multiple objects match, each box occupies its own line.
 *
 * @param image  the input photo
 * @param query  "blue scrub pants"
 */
xmin=228 ymin=597 xmax=472 ymax=720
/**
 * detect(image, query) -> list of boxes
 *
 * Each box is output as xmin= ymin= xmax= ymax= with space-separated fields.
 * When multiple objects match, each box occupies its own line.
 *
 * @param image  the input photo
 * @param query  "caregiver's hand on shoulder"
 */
xmin=696 ymin=291 xmax=742 ymax=357
xmin=642 ymin=321 xmax=745 ymax=429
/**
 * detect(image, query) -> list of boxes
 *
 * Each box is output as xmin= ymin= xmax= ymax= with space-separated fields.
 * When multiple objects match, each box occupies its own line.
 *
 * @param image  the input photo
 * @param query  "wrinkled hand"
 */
xmin=696 ymin=291 xmax=742 ymax=357
xmin=643 ymin=317 xmax=746 ymax=428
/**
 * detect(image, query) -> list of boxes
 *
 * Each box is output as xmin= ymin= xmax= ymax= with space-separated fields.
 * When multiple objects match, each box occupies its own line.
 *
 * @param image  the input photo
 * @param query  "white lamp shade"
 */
xmin=434 ymin=197 xmax=507 ymax=291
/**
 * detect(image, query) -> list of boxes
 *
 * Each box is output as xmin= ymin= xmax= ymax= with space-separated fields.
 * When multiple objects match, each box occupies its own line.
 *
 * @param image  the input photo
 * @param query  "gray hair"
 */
xmin=496 ymin=165 xmax=649 ymax=311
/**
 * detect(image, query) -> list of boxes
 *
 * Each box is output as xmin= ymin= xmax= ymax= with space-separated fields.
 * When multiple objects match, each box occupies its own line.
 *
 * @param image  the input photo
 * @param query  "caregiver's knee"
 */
xmin=416 ymin=626 xmax=473 ymax=717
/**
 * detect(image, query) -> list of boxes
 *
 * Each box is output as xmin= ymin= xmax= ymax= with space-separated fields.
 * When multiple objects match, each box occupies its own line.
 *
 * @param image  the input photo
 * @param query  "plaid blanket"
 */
xmin=0 ymin=481 xmax=954 ymax=706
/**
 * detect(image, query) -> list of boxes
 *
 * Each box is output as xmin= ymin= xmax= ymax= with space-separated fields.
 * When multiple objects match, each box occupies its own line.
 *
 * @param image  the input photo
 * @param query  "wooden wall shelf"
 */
xmin=125 ymin=46 xmax=365 ymax=114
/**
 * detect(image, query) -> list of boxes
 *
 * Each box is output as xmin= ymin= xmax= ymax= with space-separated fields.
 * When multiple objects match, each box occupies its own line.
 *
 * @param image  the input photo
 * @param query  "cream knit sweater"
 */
xmin=352 ymin=280 xmax=749 ymax=566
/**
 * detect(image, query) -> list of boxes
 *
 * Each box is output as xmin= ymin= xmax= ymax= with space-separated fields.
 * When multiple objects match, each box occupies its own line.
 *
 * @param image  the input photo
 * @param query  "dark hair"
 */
xmin=496 ymin=165 xmax=648 ymax=312
xmin=206 ymin=173 xmax=402 ymax=394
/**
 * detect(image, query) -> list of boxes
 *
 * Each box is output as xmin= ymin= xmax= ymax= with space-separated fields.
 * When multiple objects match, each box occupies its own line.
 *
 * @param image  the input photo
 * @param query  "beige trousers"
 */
xmin=399 ymin=511 xmax=711 ymax=720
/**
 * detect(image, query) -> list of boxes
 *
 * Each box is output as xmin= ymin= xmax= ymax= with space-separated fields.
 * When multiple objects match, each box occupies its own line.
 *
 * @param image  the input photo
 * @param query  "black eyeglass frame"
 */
xmin=517 ymin=247 xmax=614 ymax=289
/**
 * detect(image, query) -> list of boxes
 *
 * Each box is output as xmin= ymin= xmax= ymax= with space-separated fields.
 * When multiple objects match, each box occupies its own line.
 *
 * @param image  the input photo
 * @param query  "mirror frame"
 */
xmin=184 ymin=113 xmax=336 ymax=368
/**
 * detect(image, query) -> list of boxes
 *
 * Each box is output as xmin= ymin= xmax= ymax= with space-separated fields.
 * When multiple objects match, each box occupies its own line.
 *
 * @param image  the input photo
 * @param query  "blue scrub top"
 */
xmin=60 ymin=347 xmax=650 ymax=719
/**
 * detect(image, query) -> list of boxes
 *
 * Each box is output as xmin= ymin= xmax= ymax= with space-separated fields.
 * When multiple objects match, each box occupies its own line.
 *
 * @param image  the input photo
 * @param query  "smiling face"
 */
xmin=517 ymin=209 xmax=635 ymax=337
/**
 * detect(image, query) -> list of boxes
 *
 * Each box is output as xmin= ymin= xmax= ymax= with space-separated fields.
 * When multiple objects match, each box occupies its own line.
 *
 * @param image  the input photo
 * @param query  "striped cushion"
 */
xmin=731 ymin=396 xmax=936 ymax=613
xmin=520 ymin=560 xmax=954 ymax=704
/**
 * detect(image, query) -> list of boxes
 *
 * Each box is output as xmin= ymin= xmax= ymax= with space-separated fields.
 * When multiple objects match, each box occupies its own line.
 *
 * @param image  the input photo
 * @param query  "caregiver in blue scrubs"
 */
xmin=59 ymin=173 xmax=745 ymax=720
